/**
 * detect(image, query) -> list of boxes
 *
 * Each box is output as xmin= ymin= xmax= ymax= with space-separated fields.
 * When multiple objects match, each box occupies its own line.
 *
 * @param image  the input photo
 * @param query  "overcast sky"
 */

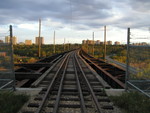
xmin=0 ymin=0 xmax=150 ymax=44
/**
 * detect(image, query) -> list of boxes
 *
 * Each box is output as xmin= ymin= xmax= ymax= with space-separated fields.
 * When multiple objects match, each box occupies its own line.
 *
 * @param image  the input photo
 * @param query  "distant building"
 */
xmin=5 ymin=36 xmax=10 ymax=43
xmin=18 ymin=42 xmax=25 ymax=45
xmin=114 ymin=41 xmax=120 ymax=45
xmin=82 ymin=39 xmax=116 ymax=45
xmin=0 ymin=40 xmax=3 ymax=43
xmin=82 ymin=40 xmax=99 ymax=45
xmin=5 ymin=36 xmax=17 ymax=45
xmin=13 ymin=36 xmax=17 ymax=45
xmin=132 ymin=42 xmax=148 ymax=46
xmin=82 ymin=40 xmax=93 ymax=45
xmin=107 ymin=41 xmax=112 ymax=45
xmin=87 ymin=40 xmax=94 ymax=44
xmin=25 ymin=40 xmax=32 ymax=45
xmin=141 ymin=42 xmax=147 ymax=45
xmin=95 ymin=40 xmax=100 ymax=45
xmin=132 ymin=43 xmax=140 ymax=46
xmin=132 ymin=43 xmax=137 ymax=46
xmin=105 ymin=41 xmax=108 ymax=45
xmin=82 ymin=40 xmax=87 ymax=44
xmin=100 ymin=42 xmax=104 ymax=45
xmin=35 ymin=37 xmax=44 ymax=45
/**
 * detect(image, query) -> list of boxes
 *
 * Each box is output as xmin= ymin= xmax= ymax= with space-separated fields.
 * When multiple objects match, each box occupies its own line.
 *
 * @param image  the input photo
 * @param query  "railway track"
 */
xmin=20 ymin=50 xmax=121 ymax=113
xmin=80 ymin=50 xmax=126 ymax=89
xmin=15 ymin=52 xmax=66 ymax=87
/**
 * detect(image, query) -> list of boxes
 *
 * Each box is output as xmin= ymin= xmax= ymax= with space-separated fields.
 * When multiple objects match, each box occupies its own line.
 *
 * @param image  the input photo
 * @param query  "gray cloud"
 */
xmin=130 ymin=0 xmax=150 ymax=12
xmin=0 ymin=0 xmax=150 ymax=30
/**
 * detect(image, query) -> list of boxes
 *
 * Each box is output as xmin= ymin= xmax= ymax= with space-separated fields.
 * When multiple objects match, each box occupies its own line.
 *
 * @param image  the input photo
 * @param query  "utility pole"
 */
xmin=126 ymin=28 xmax=130 ymax=91
xmin=10 ymin=25 xmax=13 ymax=44
xmin=93 ymin=32 xmax=94 ymax=57
xmin=104 ymin=26 xmax=106 ymax=61
xmin=38 ymin=19 xmax=41 ymax=58
xmin=87 ymin=39 xmax=89 ymax=54
xmin=68 ymin=41 xmax=69 ymax=51
xmin=63 ymin=38 xmax=65 ymax=52
xmin=53 ymin=31 xmax=56 ymax=54
xmin=10 ymin=25 xmax=15 ymax=90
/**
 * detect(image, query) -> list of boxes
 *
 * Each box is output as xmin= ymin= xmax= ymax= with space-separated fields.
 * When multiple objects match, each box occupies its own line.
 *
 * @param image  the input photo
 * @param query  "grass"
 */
xmin=0 ymin=91 xmax=29 ymax=113
xmin=110 ymin=91 xmax=150 ymax=113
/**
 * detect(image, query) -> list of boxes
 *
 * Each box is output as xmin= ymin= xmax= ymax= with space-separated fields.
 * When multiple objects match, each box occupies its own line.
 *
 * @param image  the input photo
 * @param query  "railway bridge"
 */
xmin=15 ymin=49 xmax=125 ymax=113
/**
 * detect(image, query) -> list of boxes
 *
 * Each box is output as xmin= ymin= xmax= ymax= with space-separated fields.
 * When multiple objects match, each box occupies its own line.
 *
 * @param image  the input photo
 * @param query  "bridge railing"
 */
xmin=0 ymin=34 xmax=15 ymax=90
xmin=126 ymin=27 xmax=150 ymax=97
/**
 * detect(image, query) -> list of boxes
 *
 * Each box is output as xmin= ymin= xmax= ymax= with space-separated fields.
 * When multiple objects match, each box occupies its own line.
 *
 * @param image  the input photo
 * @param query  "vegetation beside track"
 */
xmin=13 ymin=44 xmax=79 ymax=63
xmin=13 ymin=44 xmax=149 ymax=79
xmin=110 ymin=91 xmax=150 ymax=113
xmin=82 ymin=44 xmax=150 ymax=79
xmin=0 ymin=91 xmax=29 ymax=113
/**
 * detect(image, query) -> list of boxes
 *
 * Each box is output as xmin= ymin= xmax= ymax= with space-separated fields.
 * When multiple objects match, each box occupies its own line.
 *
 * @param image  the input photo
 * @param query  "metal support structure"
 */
xmin=38 ymin=19 xmax=41 ymax=58
xmin=127 ymin=81 xmax=150 ymax=98
xmin=104 ymin=26 xmax=106 ymax=60
xmin=125 ymin=28 xmax=150 ymax=97
xmin=53 ymin=31 xmax=56 ymax=54
xmin=0 ymin=80 xmax=14 ymax=89
xmin=126 ymin=28 xmax=130 ymax=91
xmin=10 ymin=25 xmax=15 ymax=90
xmin=93 ymin=32 xmax=94 ymax=57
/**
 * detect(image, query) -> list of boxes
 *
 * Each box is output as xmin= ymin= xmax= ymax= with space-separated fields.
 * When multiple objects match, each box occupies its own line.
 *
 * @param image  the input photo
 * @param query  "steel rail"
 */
xmin=15 ymin=53 xmax=64 ymax=87
xmin=0 ymin=80 xmax=14 ymax=89
xmin=31 ymin=54 xmax=65 ymax=87
xmin=75 ymin=53 xmax=103 ymax=113
xmin=45 ymin=54 xmax=62 ymax=63
xmin=36 ymin=53 xmax=71 ymax=113
xmin=73 ymin=52 xmax=87 ymax=113
xmin=80 ymin=50 xmax=125 ymax=89
xmin=53 ymin=53 xmax=71 ymax=113
xmin=77 ymin=51 xmax=111 ymax=89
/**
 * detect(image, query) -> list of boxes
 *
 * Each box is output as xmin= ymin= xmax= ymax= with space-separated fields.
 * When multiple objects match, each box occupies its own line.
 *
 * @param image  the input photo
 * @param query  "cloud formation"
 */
xmin=0 ymin=0 xmax=150 ymax=29
xmin=0 ymin=0 xmax=150 ymax=44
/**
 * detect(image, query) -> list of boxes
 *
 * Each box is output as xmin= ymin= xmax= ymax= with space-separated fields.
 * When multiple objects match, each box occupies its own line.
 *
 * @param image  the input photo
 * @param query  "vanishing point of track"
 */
xmin=21 ymin=50 xmax=120 ymax=113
